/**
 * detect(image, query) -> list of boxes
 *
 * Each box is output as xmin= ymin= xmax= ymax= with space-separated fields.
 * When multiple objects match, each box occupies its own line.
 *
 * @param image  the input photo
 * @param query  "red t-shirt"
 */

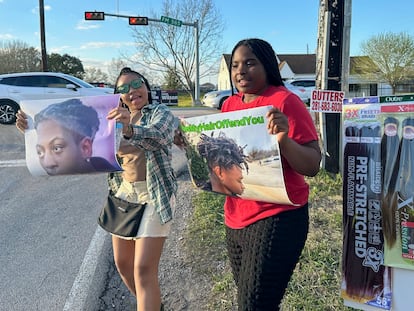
xmin=221 ymin=85 xmax=319 ymax=229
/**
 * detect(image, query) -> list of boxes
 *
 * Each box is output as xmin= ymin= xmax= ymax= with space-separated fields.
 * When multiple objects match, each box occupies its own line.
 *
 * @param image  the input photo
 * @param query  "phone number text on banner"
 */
xmin=310 ymin=89 xmax=344 ymax=113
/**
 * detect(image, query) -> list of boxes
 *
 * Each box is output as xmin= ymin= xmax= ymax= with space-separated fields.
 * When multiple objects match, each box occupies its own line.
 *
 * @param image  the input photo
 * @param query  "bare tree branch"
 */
xmin=128 ymin=0 xmax=224 ymax=101
xmin=355 ymin=32 xmax=414 ymax=94
xmin=0 ymin=40 xmax=41 ymax=73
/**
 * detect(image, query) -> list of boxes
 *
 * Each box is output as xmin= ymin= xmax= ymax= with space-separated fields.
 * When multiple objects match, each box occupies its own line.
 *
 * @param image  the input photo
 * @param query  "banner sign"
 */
xmin=20 ymin=95 xmax=122 ymax=176
xmin=152 ymin=90 xmax=178 ymax=106
xmin=179 ymin=106 xmax=296 ymax=205
xmin=310 ymin=89 xmax=344 ymax=113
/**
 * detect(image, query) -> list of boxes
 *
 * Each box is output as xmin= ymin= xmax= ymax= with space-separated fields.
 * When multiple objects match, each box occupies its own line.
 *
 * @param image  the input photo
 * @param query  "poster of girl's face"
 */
xmin=179 ymin=106 xmax=297 ymax=205
xmin=20 ymin=94 xmax=122 ymax=176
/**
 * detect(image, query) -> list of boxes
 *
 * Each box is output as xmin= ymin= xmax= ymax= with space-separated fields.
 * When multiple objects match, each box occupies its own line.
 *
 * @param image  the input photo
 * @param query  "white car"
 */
xmin=284 ymin=82 xmax=310 ymax=105
xmin=202 ymin=83 xmax=309 ymax=110
xmin=259 ymin=156 xmax=280 ymax=168
xmin=202 ymin=89 xmax=234 ymax=109
xmin=286 ymin=79 xmax=316 ymax=105
xmin=0 ymin=72 xmax=114 ymax=124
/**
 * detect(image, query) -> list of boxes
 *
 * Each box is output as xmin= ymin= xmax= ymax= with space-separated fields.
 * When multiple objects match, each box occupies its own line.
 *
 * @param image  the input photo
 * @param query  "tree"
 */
xmin=356 ymin=32 xmax=414 ymax=94
xmin=83 ymin=67 xmax=109 ymax=84
xmin=107 ymin=58 xmax=129 ymax=84
xmin=47 ymin=53 xmax=85 ymax=78
xmin=106 ymin=57 xmax=153 ymax=86
xmin=163 ymin=67 xmax=183 ymax=90
xmin=0 ymin=40 xmax=41 ymax=73
xmin=0 ymin=41 xmax=89 ymax=78
xmin=129 ymin=0 xmax=225 ymax=103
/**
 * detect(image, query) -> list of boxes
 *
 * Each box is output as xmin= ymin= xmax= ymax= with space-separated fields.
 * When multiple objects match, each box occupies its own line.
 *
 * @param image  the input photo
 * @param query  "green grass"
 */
xmin=176 ymin=91 xmax=208 ymax=107
xmin=184 ymin=169 xmax=353 ymax=310
xmin=177 ymin=92 xmax=194 ymax=107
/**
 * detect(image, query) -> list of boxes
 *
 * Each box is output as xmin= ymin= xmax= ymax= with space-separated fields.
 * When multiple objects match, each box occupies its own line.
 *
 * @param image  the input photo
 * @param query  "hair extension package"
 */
xmin=379 ymin=97 xmax=414 ymax=271
xmin=342 ymin=94 xmax=414 ymax=311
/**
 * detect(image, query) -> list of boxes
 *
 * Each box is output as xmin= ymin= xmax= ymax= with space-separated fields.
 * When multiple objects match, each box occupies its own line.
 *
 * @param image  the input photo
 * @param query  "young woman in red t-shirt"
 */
xmin=221 ymin=38 xmax=321 ymax=310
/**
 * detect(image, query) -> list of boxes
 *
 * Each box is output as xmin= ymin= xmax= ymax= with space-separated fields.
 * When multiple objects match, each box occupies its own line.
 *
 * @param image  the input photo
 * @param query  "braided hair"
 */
xmin=34 ymin=98 xmax=99 ymax=143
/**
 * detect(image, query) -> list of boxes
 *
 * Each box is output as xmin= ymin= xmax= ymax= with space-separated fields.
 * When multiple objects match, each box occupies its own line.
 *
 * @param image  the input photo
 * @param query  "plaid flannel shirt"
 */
xmin=108 ymin=103 xmax=178 ymax=224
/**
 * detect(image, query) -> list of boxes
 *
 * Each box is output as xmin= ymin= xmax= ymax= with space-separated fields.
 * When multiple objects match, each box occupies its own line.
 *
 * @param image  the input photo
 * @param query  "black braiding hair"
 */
xmin=34 ymin=98 xmax=99 ymax=143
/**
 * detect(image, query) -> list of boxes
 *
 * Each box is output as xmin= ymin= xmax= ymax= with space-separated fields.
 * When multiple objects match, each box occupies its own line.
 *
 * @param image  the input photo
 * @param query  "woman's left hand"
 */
xmin=266 ymin=107 xmax=289 ymax=140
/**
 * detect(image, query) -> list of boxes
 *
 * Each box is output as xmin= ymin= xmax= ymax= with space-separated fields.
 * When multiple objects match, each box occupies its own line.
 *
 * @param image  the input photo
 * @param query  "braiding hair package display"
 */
xmin=379 ymin=97 xmax=414 ymax=270
xmin=341 ymin=98 xmax=391 ymax=310
xmin=341 ymin=95 xmax=414 ymax=310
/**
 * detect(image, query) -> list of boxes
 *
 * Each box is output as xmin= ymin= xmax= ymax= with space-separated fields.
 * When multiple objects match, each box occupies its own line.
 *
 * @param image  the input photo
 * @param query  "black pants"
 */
xmin=226 ymin=205 xmax=309 ymax=311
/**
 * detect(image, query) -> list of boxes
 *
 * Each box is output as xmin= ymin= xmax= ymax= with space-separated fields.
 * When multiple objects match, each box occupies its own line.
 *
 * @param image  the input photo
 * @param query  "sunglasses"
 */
xmin=116 ymin=78 xmax=145 ymax=94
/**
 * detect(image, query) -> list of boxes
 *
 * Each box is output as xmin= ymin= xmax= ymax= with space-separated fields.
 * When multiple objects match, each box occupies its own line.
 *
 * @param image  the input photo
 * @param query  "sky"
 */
xmin=0 ymin=0 xmax=413 ymax=84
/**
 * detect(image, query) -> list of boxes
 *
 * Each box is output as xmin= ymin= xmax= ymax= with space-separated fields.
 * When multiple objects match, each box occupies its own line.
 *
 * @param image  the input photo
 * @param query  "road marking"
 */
xmin=63 ymin=226 xmax=107 ymax=311
xmin=0 ymin=159 xmax=26 ymax=167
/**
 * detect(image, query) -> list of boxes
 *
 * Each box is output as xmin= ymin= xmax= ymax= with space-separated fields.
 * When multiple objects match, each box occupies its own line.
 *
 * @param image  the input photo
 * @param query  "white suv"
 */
xmin=0 ymin=72 xmax=114 ymax=124
xmin=286 ymin=79 xmax=316 ymax=105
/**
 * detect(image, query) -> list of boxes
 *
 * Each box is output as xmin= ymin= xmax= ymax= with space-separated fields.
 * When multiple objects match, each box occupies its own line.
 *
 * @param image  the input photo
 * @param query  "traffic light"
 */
xmin=84 ymin=12 xmax=105 ymax=20
xmin=129 ymin=17 xmax=148 ymax=25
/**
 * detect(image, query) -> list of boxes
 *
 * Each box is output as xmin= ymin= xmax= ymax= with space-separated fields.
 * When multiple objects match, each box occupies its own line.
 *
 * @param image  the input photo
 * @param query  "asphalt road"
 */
xmin=0 ymin=106 xmax=217 ymax=311
xmin=0 ymin=123 xmax=109 ymax=311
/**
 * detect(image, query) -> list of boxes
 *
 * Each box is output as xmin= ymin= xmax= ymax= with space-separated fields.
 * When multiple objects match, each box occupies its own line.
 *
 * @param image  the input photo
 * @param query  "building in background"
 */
xmin=216 ymin=53 xmax=410 ymax=98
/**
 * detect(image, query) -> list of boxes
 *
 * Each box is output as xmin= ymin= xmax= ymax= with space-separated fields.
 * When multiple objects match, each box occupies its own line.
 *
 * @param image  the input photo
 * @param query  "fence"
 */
xmin=349 ymin=83 xmax=414 ymax=98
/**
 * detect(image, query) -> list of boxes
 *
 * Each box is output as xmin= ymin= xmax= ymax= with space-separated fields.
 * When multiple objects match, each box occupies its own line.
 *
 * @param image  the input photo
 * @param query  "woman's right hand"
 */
xmin=173 ymin=128 xmax=188 ymax=150
xmin=15 ymin=110 xmax=29 ymax=134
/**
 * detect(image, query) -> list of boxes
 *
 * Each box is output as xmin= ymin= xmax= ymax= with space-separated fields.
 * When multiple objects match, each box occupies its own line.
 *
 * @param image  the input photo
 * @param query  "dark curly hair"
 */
xmin=197 ymin=132 xmax=248 ymax=173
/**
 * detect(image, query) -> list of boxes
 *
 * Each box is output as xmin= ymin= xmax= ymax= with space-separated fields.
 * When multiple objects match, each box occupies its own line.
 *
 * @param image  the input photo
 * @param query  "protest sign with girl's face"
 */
xmin=21 ymin=95 xmax=122 ymax=176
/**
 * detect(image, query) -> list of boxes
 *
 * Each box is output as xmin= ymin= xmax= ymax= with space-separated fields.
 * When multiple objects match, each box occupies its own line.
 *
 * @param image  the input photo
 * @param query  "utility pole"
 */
xmin=194 ymin=20 xmax=200 ymax=106
xmin=342 ymin=1 xmax=352 ymax=98
xmin=39 ymin=0 xmax=48 ymax=71
xmin=315 ymin=0 xmax=329 ymax=170
xmin=315 ymin=0 xmax=350 ymax=174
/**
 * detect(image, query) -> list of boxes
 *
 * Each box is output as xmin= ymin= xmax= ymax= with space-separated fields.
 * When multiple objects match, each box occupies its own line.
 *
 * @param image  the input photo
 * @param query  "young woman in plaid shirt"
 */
xmin=105 ymin=67 xmax=177 ymax=311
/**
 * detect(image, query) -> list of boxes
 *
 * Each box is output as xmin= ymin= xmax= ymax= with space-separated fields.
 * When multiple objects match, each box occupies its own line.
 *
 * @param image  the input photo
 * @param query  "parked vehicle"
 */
xmin=202 ymin=83 xmax=309 ymax=110
xmin=284 ymin=82 xmax=311 ymax=105
xmin=287 ymin=79 xmax=315 ymax=89
xmin=201 ymin=89 xmax=234 ymax=109
xmin=259 ymin=156 xmax=280 ymax=168
xmin=286 ymin=79 xmax=316 ymax=104
xmin=0 ymin=72 xmax=114 ymax=124
xmin=89 ymin=82 xmax=113 ymax=88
